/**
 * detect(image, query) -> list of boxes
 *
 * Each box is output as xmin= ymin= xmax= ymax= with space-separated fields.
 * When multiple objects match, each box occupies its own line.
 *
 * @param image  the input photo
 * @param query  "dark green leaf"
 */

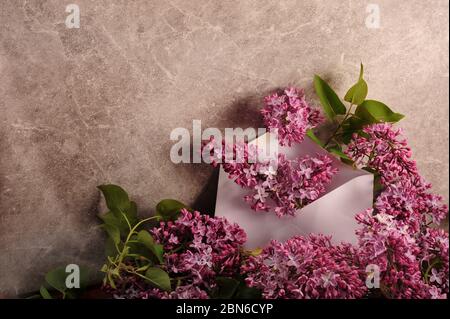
xmin=341 ymin=157 xmax=355 ymax=165
xmin=341 ymin=132 xmax=353 ymax=145
xmin=342 ymin=116 xmax=366 ymax=131
xmin=306 ymin=129 xmax=323 ymax=147
xmin=75 ymin=266 xmax=90 ymax=290
xmin=102 ymin=224 xmax=121 ymax=245
xmin=137 ymin=230 xmax=164 ymax=264
xmin=373 ymin=172 xmax=384 ymax=198
xmin=126 ymin=239 xmax=154 ymax=260
xmin=125 ymin=201 xmax=138 ymax=226
xmin=98 ymin=184 xmax=131 ymax=216
xmin=47 ymin=265 xmax=90 ymax=292
xmin=214 ymin=277 xmax=240 ymax=299
xmin=40 ymin=286 xmax=52 ymax=299
xmin=98 ymin=211 xmax=129 ymax=236
xmin=328 ymin=147 xmax=351 ymax=160
xmin=105 ymin=237 xmax=118 ymax=258
xmin=45 ymin=267 xmax=68 ymax=293
xmin=355 ymin=100 xmax=404 ymax=123
xmin=156 ymin=199 xmax=187 ymax=221
xmin=341 ymin=117 xmax=367 ymax=144
xmin=145 ymin=267 xmax=171 ymax=291
xmin=314 ymin=75 xmax=346 ymax=120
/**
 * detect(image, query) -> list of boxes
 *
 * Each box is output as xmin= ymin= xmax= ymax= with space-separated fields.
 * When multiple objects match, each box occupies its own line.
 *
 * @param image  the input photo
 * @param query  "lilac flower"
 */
xmin=375 ymin=178 xmax=448 ymax=231
xmin=347 ymin=123 xmax=448 ymax=299
xmin=355 ymin=209 xmax=431 ymax=299
xmin=355 ymin=208 xmax=449 ymax=299
xmin=419 ymin=228 xmax=449 ymax=296
xmin=204 ymin=138 xmax=337 ymax=217
xmin=139 ymin=285 xmax=210 ymax=299
xmin=346 ymin=123 xmax=417 ymax=185
xmin=241 ymin=234 xmax=367 ymax=299
xmin=346 ymin=123 xmax=447 ymax=226
xmin=261 ymin=87 xmax=323 ymax=146
xmin=152 ymin=209 xmax=247 ymax=279
xmin=109 ymin=209 xmax=247 ymax=299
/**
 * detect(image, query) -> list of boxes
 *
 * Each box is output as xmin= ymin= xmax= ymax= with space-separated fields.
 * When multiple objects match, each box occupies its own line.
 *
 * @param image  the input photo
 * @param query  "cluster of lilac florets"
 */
xmin=112 ymin=209 xmax=247 ymax=299
xmin=243 ymin=153 xmax=337 ymax=217
xmin=109 ymin=96 xmax=448 ymax=300
xmin=203 ymin=137 xmax=337 ymax=217
xmin=347 ymin=123 xmax=449 ymax=299
xmin=202 ymin=87 xmax=335 ymax=217
xmin=261 ymin=87 xmax=323 ymax=146
xmin=241 ymin=234 xmax=367 ymax=299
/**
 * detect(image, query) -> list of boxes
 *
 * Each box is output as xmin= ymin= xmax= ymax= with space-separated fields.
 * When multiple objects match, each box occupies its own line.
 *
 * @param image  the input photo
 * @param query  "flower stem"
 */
xmin=324 ymin=104 xmax=354 ymax=147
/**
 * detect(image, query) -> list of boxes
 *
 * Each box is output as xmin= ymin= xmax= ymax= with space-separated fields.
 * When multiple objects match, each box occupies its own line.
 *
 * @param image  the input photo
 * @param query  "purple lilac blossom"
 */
xmin=261 ymin=87 xmax=323 ymax=146
xmin=347 ymin=123 xmax=448 ymax=299
xmin=241 ymin=234 xmax=367 ymax=299
xmin=203 ymin=137 xmax=337 ymax=217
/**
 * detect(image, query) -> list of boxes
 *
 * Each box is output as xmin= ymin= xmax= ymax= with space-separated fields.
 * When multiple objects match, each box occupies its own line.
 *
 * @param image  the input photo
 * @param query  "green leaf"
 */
xmin=306 ymin=129 xmax=323 ymax=147
xmin=98 ymin=211 xmax=129 ymax=236
xmin=45 ymin=266 xmax=91 ymax=296
xmin=247 ymin=248 xmax=263 ymax=256
xmin=344 ymin=64 xmax=368 ymax=105
xmin=341 ymin=116 xmax=367 ymax=144
xmin=137 ymin=230 xmax=164 ymax=264
xmin=342 ymin=116 xmax=366 ymax=131
xmin=156 ymin=199 xmax=187 ymax=221
xmin=125 ymin=201 xmax=138 ymax=226
xmin=126 ymin=241 xmax=154 ymax=260
xmin=358 ymin=63 xmax=364 ymax=80
xmin=102 ymin=224 xmax=121 ymax=245
xmin=328 ymin=147 xmax=351 ymax=160
xmin=145 ymin=267 xmax=171 ymax=291
xmin=355 ymin=100 xmax=404 ymax=123
xmin=314 ymin=75 xmax=347 ymax=120
xmin=344 ymin=79 xmax=368 ymax=105
xmin=214 ymin=277 xmax=240 ymax=299
xmin=75 ymin=267 xmax=90 ymax=289
xmin=45 ymin=267 xmax=68 ymax=293
xmin=105 ymin=237 xmax=118 ymax=258
xmin=373 ymin=172 xmax=384 ymax=198
xmin=40 ymin=286 xmax=52 ymax=299
xmin=98 ymin=184 xmax=131 ymax=217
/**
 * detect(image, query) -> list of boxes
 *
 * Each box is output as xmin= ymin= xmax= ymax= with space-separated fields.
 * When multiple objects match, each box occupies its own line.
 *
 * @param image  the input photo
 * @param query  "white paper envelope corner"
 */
xmin=214 ymin=133 xmax=373 ymax=248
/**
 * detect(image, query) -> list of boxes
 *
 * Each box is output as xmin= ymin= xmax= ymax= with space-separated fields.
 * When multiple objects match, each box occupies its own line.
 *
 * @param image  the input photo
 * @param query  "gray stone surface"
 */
xmin=0 ymin=0 xmax=448 ymax=296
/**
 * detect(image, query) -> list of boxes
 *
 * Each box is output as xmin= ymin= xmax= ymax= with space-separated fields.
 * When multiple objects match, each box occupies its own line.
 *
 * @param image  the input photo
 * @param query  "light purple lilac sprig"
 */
xmin=109 ymin=209 xmax=247 ymax=299
xmin=355 ymin=209 xmax=448 ymax=299
xmin=347 ymin=123 xmax=447 ymax=227
xmin=203 ymin=137 xmax=337 ymax=217
xmin=242 ymin=153 xmax=337 ymax=217
xmin=261 ymin=87 xmax=323 ymax=146
xmin=241 ymin=234 xmax=367 ymax=299
xmin=348 ymin=123 xmax=449 ymax=299
xmin=346 ymin=123 xmax=418 ymax=186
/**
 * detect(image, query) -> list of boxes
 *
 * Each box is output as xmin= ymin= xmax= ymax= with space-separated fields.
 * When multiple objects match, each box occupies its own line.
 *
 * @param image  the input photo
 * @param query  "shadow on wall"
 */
xmin=187 ymin=85 xmax=338 ymax=216
xmin=172 ymin=90 xmax=278 ymax=215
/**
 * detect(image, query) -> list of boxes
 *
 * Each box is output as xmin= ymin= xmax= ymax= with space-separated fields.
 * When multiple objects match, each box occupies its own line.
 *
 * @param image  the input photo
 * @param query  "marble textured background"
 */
xmin=0 ymin=0 xmax=448 ymax=296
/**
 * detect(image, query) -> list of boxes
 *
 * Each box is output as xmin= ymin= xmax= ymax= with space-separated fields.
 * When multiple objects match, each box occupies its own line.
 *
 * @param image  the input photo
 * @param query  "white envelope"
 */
xmin=214 ymin=132 xmax=373 ymax=248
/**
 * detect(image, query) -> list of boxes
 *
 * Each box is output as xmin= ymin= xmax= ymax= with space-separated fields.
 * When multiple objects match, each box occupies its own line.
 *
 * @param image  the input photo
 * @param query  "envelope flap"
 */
xmin=214 ymin=132 xmax=374 ymax=248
